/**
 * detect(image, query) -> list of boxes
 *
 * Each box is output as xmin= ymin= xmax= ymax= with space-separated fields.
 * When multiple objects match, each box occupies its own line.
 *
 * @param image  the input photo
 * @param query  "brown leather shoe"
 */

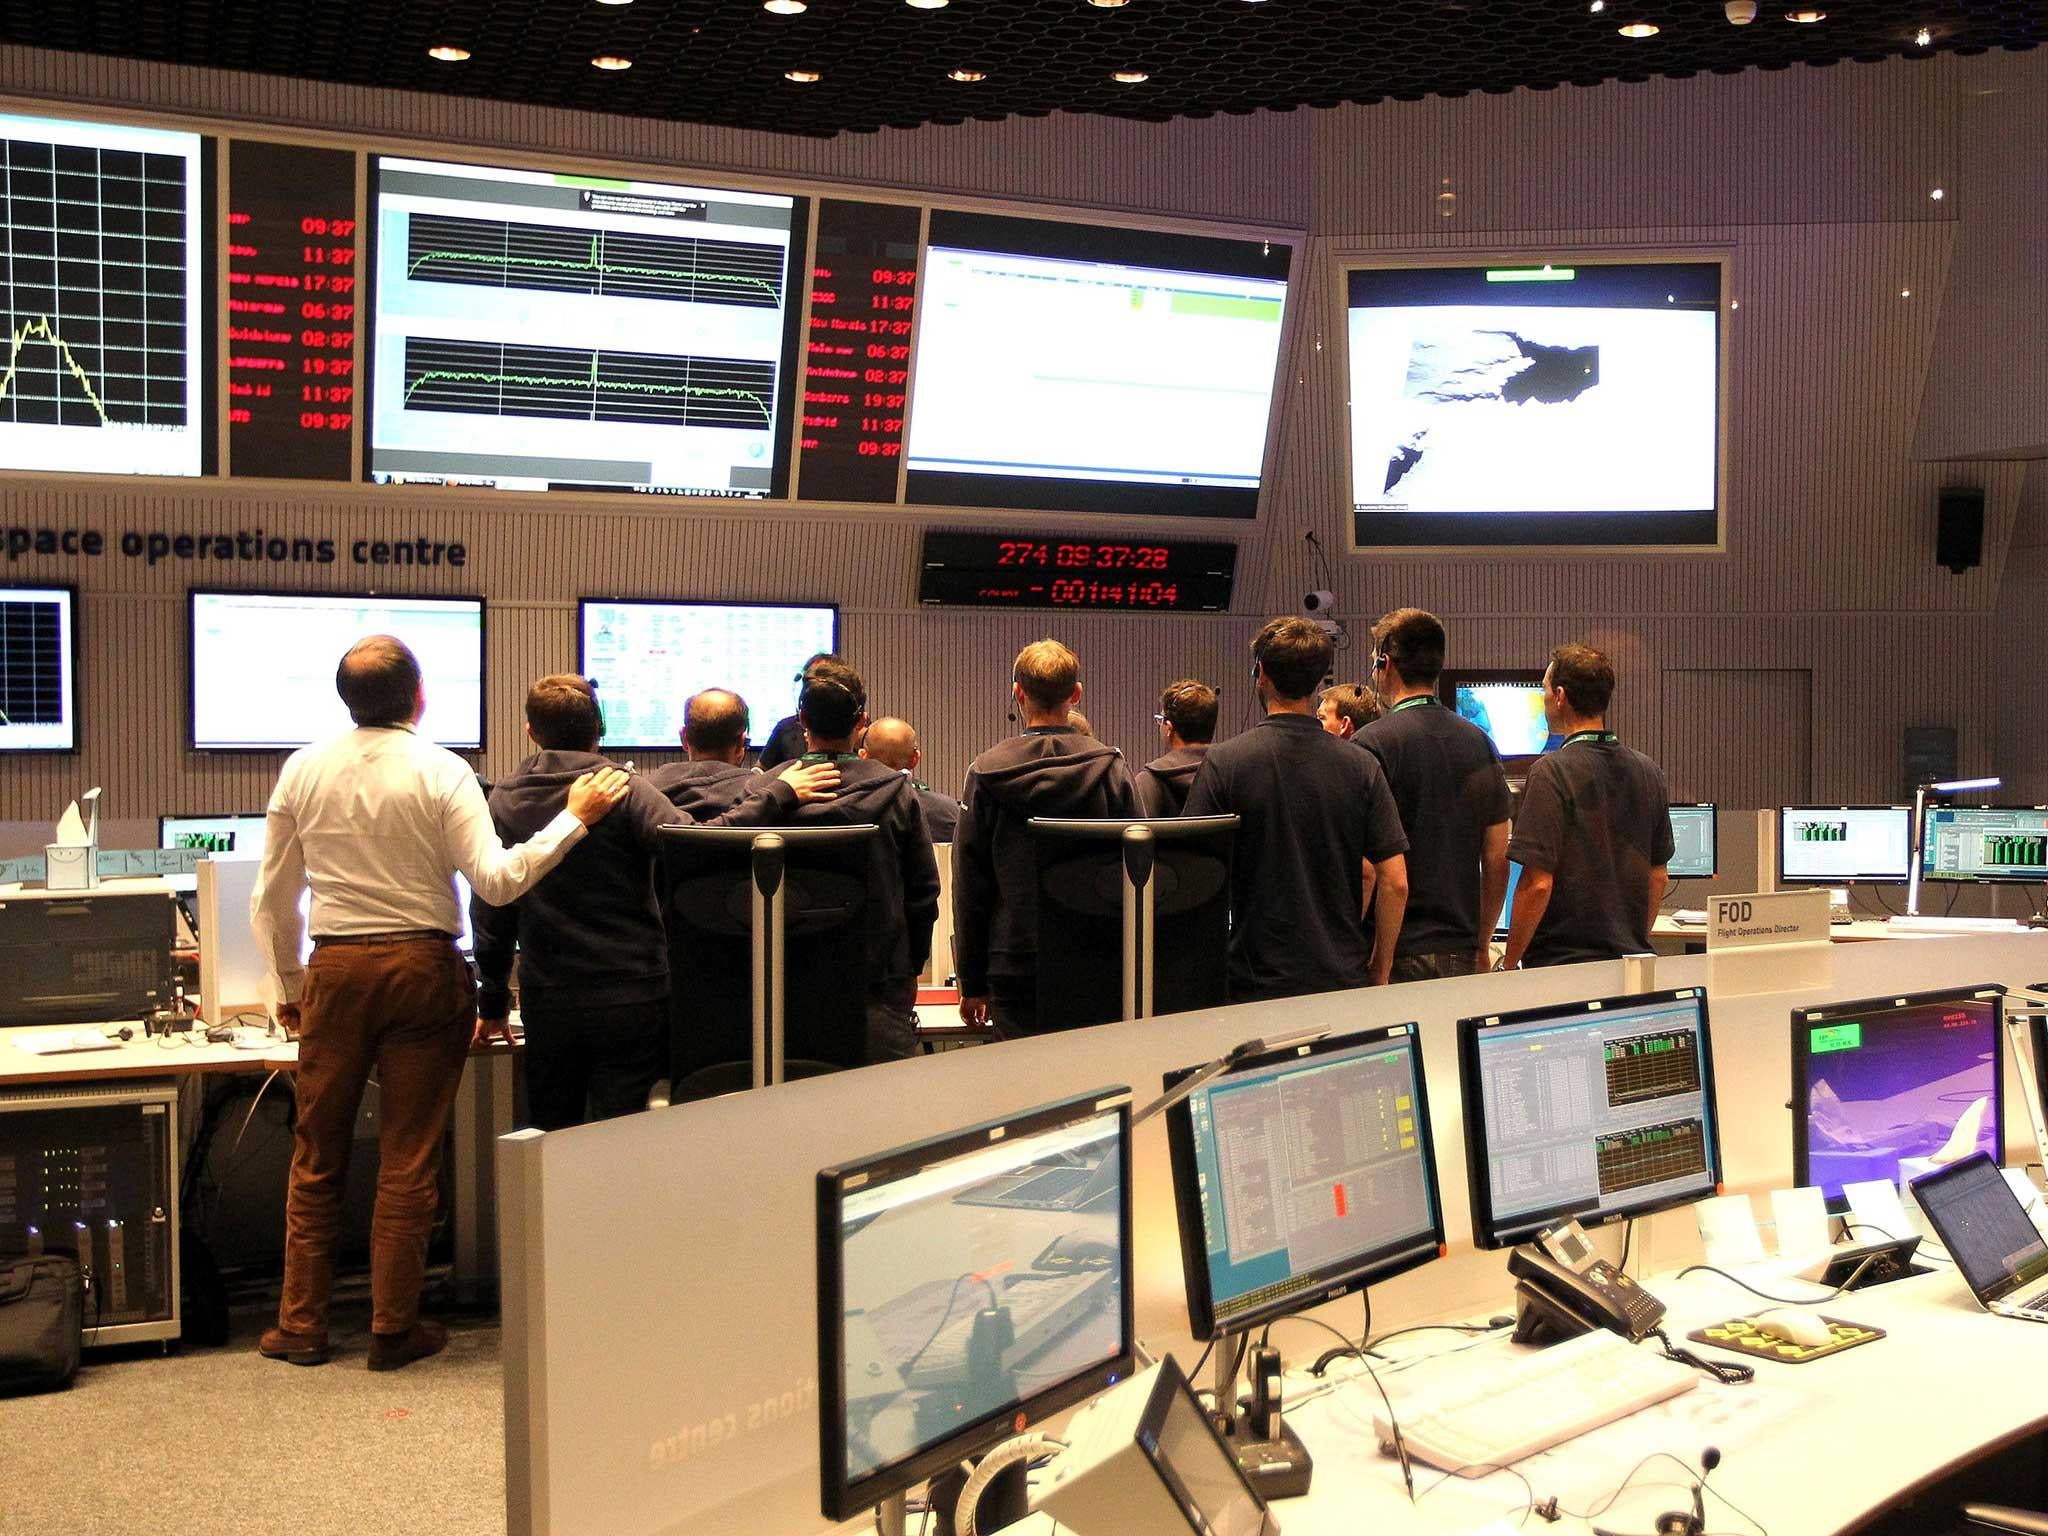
xmin=367 ymin=1319 xmax=449 ymax=1372
xmin=258 ymin=1326 xmax=330 ymax=1366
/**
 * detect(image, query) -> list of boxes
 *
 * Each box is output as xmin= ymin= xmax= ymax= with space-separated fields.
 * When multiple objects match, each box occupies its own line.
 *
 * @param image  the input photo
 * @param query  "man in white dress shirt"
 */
xmin=250 ymin=636 xmax=629 ymax=1370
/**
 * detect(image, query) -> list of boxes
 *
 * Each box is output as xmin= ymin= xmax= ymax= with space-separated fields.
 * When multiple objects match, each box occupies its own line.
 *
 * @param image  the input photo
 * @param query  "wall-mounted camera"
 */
xmin=1303 ymin=590 xmax=1337 ymax=613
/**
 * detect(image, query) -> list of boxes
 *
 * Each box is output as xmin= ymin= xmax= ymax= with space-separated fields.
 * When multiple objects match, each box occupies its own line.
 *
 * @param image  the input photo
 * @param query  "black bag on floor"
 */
xmin=0 ymin=1253 xmax=83 ymax=1394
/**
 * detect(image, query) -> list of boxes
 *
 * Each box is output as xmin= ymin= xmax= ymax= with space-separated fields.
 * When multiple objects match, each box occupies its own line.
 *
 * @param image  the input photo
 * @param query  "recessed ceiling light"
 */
xmin=1112 ymin=69 xmax=1151 ymax=83
xmin=591 ymin=54 xmax=633 ymax=69
xmin=785 ymin=67 xmax=822 ymax=82
xmin=1618 ymin=21 xmax=1659 ymax=36
xmin=1589 ymin=0 xmax=1606 ymax=10
xmin=907 ymin=0 xmax=950 ymax=7
xmin=949 ymin=68 xmax=987 ymax=81
xmin=427 ymin=44 xmax=471 ymax=61
xmin=1088 ymin=0 xmax=1132 ymax=8
xmin=1915 ymin=25 xmax=1932 ymax=45
xmin=1930 ymin=187 xmax=1945 ymax=200
xmin=763 ymin=0 xmax=806 ymax=12
xmin=595 ymin=0 xmax=634 ymax=6
xmin=1785 ymin=8 xmax=1825 ymax=20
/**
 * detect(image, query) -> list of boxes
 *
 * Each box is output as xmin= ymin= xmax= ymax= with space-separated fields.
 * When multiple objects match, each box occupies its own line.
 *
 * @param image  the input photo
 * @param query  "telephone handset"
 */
xmin=1506 ymin=1218 xmax=1668 ymax=1344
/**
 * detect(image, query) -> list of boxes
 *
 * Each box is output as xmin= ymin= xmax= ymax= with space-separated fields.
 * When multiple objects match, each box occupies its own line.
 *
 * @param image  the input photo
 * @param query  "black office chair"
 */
xmin=656 ymin=824 xmax=879 ymax=1091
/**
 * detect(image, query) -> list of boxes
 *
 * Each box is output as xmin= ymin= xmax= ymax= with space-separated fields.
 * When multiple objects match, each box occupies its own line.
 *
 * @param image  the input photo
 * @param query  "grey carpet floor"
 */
xmin=7 ymin=1303 xmax=505 ymax=1535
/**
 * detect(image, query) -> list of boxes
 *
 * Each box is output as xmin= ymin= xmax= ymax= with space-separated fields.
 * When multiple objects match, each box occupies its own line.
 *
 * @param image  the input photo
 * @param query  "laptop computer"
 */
xmin=1909 ymin=1152 xmax=2048 ymax=1321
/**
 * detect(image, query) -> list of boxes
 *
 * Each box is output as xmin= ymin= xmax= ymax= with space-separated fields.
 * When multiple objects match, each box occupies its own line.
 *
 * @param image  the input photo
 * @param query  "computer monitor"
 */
xmin=1163 ymin=1025 xmax=1444 ymax=1340
xmin=0 ymin=584 xmax=79 ymax=753
xmin=1777 ymin=805 xmax=1912 ymax=885
xmin=816 ymin=1089 xmax=1134 ymax=1523
xmin=1920 ymin=805 xmax=2048 ymax=884
xmin=189 ymin=590 xmax=486 ymax=751
xmin=578 ymin=599 xmax=839 ymax=752
xmin=1792 ymin=985 xmax=2003 ymax=1212
xmin=1667 ymin=803 xmax=1717 ymax=879
xmin=159 ymin=814 xmax=268 ymax=861
xmin=0 ymin=890 xmax=177 ymax=1028
xmin=1460 ymin=987 xmax=1722 ymax=1249
xmin=1437 ymin=669 xmax=1560 ymax=769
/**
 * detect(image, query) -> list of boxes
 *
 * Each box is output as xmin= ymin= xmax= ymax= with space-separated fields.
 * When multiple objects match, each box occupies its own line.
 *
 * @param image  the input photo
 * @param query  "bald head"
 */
xmin=861 ymin=717 xmax=921 ymax=773
xmin=683 ymin=689 xmax=750 ymax=764
xmin=336 ymin=635 xmax=422 ymax=729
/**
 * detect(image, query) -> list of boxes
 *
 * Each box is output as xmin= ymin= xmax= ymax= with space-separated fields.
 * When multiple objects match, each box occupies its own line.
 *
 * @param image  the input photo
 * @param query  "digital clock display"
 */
xmin=918 ymin=531 xmax=1235 ymax=611
xmin=795 ymin=198 xmax=920 ymax=504
xmin=225 ymin=139 xmax=359 ymax=481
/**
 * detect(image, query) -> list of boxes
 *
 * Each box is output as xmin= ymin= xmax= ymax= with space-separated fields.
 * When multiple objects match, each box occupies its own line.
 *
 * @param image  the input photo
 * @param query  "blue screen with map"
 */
xmin=1347 ymin=261 xmax=1720 ymax=548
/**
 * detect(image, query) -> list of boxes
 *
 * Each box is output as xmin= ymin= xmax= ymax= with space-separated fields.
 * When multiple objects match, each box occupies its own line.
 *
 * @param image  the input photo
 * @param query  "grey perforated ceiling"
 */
xmin=1 ymin=0 xmax=2040 ymax=139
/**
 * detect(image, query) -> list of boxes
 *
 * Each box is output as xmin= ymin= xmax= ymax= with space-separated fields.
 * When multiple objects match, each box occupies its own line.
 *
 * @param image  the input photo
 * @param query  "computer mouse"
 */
xmin=1754 ymin=1309 xmax=1833 ymax=1348
xmin=1038 ymin=1234 xmax=1117 ymax=1271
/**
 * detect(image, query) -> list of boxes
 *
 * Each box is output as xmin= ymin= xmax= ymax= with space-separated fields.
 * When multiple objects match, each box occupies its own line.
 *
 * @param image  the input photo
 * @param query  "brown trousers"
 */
xmin=279 ymin=937 xmax=475 ymax=1337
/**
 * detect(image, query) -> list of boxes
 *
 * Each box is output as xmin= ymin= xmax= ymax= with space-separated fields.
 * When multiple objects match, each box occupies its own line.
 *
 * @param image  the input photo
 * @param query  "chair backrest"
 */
xmin=656 ymin=825 xmax=881 ymax=1083
xmin=1028 ymin=816 xmax=1236 ymax=1031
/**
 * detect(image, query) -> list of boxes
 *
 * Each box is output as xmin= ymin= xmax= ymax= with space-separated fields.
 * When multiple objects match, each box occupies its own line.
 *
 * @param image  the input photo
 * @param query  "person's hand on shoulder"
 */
xmin=780 ymin=761 xmax=840 ymax=803
xmin=567 ymin=766 xmax=631 ymax=825
xmin=473 ymin=1015 xmax=514 ymax=1049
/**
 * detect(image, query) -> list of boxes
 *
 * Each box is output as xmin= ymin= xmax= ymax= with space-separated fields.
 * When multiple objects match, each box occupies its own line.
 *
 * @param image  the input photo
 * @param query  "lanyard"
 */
xmin=1388 ymin=696 xmax=1438 ymax=714
xmin=1563 ymin=729 xmax=1619 ymax=747
xmin=800 ymin=752 xmax=863 ymax=764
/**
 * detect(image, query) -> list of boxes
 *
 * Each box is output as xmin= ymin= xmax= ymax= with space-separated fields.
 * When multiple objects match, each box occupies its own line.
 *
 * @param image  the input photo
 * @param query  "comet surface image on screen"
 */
xmin=1348 ymin=261 xmax=1720 ymax=548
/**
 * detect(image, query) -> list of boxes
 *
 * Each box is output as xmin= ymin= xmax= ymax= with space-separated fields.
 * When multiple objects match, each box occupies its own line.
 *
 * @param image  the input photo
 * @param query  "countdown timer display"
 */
xmin=916 ymin=531 xmax=1236 ymax=611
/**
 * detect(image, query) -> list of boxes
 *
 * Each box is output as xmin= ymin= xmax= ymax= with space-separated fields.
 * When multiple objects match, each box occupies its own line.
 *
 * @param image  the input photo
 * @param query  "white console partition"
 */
xmin=500 ymin=935 xmax=2048 ymax=1536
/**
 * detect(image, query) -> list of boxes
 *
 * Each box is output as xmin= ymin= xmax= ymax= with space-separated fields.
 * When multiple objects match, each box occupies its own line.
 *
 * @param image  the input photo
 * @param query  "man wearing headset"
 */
xmin=1185 ymin=617 xmax=1410 ymax=1000
xmin=473 ymin=676 xmax=840 ymax=1129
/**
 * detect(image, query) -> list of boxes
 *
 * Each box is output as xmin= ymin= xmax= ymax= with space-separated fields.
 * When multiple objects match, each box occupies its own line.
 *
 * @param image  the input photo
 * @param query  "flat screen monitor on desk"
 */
xmin=816 ymin=1088 xmax=1133 ymax=1523
xmin=1460 ymin=987 xmax=1722 ymax=1249
xmin=1792 ymin=985 xmax=2003 ymax=1212
xmin=1666 ymin=803 xmax=1716 ymax=879
xmin=1163 ymin=1025 xmax=1443 ymax=1340
xmin=1777 ymin=805 xmax=1912 ymax=885
xmin=189 ymin=590 xmax=486 ymax=751
xmin=160 ymin=814 xmax=267 ymax=860
xmin=1920 ymin=805 xmax=2048 ymax=884
xmin=1437 ymin=669 xmax=1560 ymax=770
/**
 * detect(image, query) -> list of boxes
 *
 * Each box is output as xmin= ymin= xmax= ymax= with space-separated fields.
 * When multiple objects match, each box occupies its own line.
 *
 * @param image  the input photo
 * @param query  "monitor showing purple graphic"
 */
xmin=1792 ymin=985 xmax=2004 ymax=1212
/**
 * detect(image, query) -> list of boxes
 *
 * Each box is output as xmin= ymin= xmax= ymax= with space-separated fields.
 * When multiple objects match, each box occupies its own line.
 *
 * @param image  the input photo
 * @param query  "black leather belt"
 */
xmin=313 ymin=929 xmax=456 ymax=947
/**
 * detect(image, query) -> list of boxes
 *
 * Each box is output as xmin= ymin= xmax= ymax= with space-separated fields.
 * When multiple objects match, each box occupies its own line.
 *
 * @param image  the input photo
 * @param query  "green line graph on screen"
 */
xmin=0 ymin=131 xmax=192 ymax=430
xmin=405 ymin=213 xmax=784 ymax=307
xmin=401 ymin=336 xmax=774 ymax=429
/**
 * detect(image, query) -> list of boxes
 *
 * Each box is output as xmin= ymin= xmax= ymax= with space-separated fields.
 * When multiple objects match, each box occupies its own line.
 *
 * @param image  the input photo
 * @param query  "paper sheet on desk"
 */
xmin=15 ymin=1030 xmax=121 ymax=1055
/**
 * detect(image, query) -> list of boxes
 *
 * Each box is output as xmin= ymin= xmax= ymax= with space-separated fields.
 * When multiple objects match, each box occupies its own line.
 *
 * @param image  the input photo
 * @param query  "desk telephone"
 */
xmin=1508 ymin=1219 xmax=1668 ymax=1344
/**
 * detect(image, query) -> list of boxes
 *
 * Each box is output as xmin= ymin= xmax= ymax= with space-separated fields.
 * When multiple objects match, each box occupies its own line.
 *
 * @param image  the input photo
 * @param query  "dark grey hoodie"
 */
xmin=647 ymin=759 xmax=756 ymax=822
xmin=1135 ymin=745 xmax=1210 ymax=819
xmin=952 ymin=726 xmax=1139 ymax=995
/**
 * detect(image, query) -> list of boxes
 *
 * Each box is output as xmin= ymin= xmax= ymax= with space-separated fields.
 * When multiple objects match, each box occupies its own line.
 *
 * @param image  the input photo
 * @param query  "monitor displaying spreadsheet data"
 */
xmin=189 ymin=590 xmax=485 ymax=751
xmin=1921 ymin=806 xmax=2048 ymax=884
xmin=1461 ymin=988 xmax=1722 ymax=1249
xmin=579 ymin=599 xmax=838 ymax=752
xmin=1778 ymin=806 xmax=1912 ymax=885
xmin=1667 ymin=804 xmax=1717 ymax=879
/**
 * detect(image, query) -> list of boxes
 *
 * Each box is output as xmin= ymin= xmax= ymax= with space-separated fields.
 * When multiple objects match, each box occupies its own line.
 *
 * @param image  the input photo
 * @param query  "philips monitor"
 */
xmin=578 ymin=599 xmax=838 ymax=752
xmin=1921 ymin=805 xmax=2048 ymax=884
xmin=1460 ymin=987 xmax=1722 ymax=1249
xmin=1438 ymin=669 xmax=1559 ymax=768
xmin=0 ymin=584 xmax=79 ymax=752
xmin=905 ymin=212 xmax=1291 ymax=519
xmin=367 ymin=155 xmax=804 ymax=498
xmin=816 ymin=1088 xmax=1134 ymax=1523
xmin=1346 ymin=259 xmax=1721 ymax=549
xmin=1163 ymin=1025 xmax=1444 ymax=1341
xmin=0 ymin=113 xmax=209 ymax=479
xmin=1793 ymin=985 xmax=2003 ymax=1212
xmin=160 ymin=813 xmax=267 ymax=860
xmin=1778 ymin=806 xmax=1912 ymax=885
xmin=189 ymin=590 xmax=485 ymax=751
xmin=1667 ymin=804 xmax=1717 ymax=879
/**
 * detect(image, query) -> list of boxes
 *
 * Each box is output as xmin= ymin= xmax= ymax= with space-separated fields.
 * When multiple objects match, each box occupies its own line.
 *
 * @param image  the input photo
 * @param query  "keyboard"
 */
xmin=903 ymin=1269 xmax=1112 ymax=1388
xmin=1374 ymin=1327 xmax=1697 ymax=1474
xmin=1671 ymin=909 xmax=1708 ymax=927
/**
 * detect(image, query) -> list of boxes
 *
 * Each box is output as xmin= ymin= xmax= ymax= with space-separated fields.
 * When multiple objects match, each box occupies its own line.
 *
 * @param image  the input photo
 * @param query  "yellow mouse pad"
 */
xmin=1685 ymin=1315 xmax=1884 ymax=1364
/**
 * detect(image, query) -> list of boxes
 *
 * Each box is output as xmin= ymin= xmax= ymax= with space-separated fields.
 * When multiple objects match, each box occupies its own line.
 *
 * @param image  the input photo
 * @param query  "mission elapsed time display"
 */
xmin=917 ymin=531 xmax=1236 ymax=611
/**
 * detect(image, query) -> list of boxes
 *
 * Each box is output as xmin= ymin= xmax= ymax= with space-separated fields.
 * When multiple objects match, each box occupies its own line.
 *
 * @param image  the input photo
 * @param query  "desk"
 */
xmin=989 ymin=1262 xmax=2048 ymax=1536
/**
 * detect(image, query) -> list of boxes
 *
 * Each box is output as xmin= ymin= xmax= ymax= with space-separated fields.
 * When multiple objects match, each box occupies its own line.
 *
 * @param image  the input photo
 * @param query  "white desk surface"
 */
xmin=991 ymin=1259 xmax=2048 ymax=1536
xmin=1652 ymin=914 xmax=1959 ymax=944
xmin=0 ymin=1028 xmax=296 ymax=1086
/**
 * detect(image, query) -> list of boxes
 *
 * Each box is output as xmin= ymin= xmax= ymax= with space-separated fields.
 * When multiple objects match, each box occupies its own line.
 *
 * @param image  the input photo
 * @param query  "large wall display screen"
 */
xmin=190 ymin=590 xmax=484 ymax=751
xmin=0 ymin=113 xmax=207 ymax=477
xmin=579 ymin=599 xmax=838 ymax=752
xmin=905 ymin=213 xmax=1290 ymax=519
xmin=367 ymin=157 xmax=804 ymax=498
xmin=0 ymin=584 xmax=78 ymax=752
xmin=1347 ymin=261 xmax=1721 ymax=548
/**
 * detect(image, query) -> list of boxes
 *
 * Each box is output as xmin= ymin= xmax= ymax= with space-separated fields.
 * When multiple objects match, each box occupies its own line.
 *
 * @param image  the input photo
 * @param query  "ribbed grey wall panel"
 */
xmin=0 ymin=44 xmax=1312 ymax=226
xmin=0 ymin=47 xmax=2036 ymax=827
